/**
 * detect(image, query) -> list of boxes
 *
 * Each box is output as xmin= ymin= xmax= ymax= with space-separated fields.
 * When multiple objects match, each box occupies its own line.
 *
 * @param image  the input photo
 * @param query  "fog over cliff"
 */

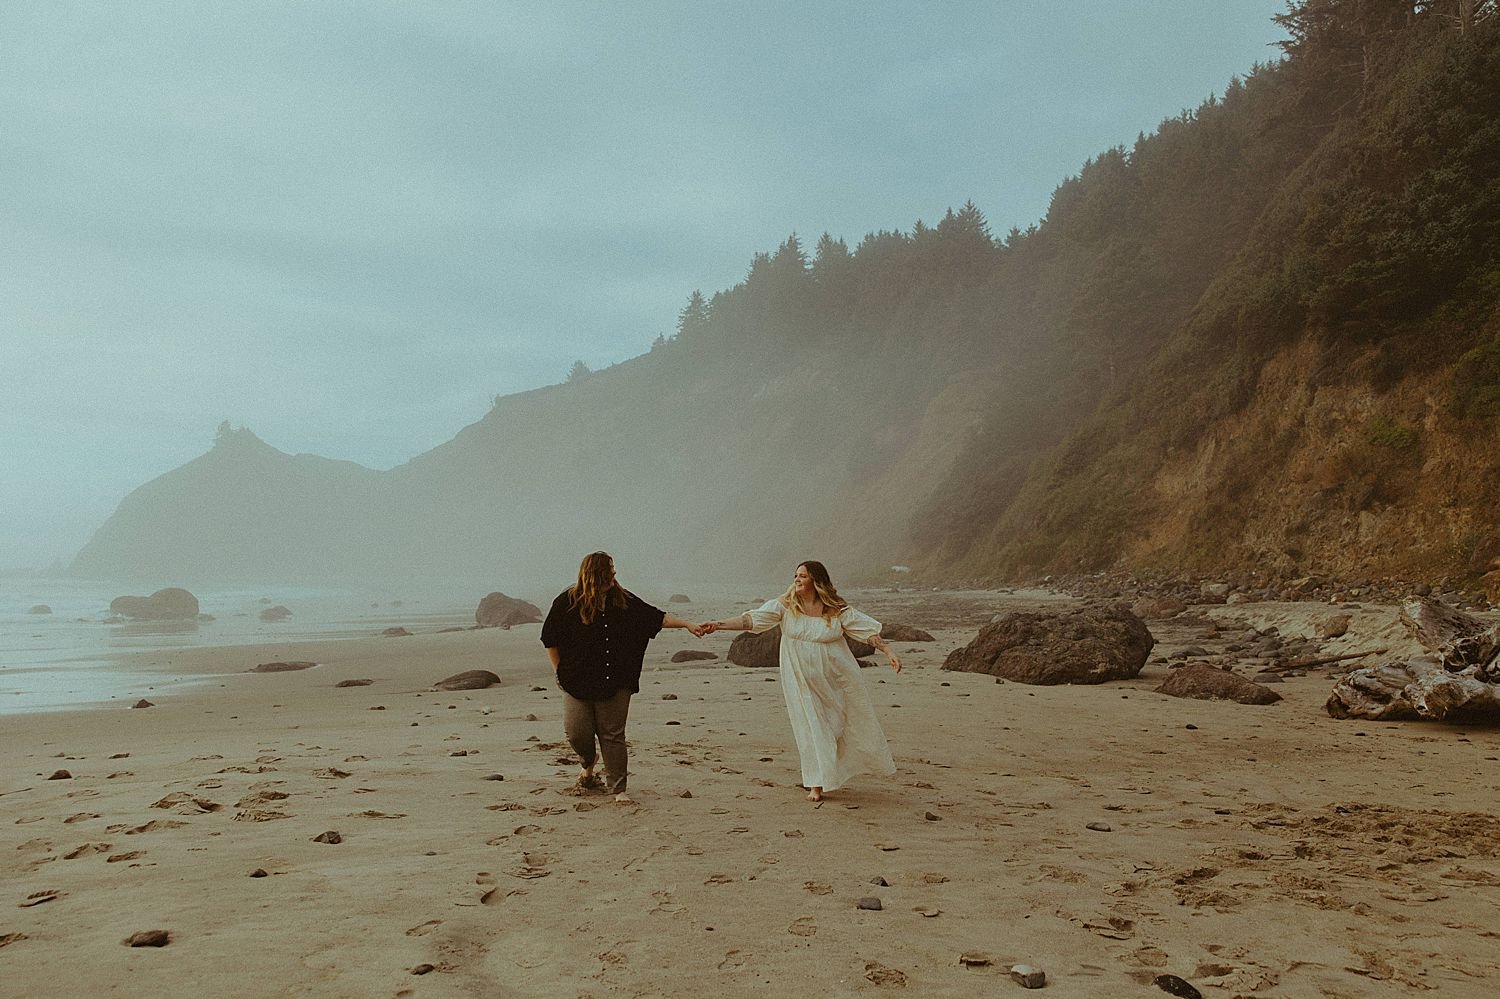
xmin=3 ymin=3 xmax=1289 ymax=572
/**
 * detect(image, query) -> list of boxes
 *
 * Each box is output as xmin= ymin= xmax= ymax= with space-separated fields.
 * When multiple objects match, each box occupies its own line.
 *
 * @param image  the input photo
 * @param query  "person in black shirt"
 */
xmin=541 ymin=551 xmax=704 ymax=803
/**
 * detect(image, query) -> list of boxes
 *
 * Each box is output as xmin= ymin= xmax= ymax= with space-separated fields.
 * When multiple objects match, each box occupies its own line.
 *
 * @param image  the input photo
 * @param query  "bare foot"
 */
xmin=806 ymin=787 xmax=823 ymax=802
xmin=614 ymin=792 xmax=635 ymax=805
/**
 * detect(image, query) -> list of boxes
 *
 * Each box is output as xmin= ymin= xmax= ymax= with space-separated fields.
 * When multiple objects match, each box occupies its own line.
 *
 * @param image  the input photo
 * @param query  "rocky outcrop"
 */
xmin=109 ymin=587 xmax=198 ymax=621
xmin=1327 ymin=598 xmax=1500 ymax=722
xmin=434 ymin=670 xmax=502 ymax=691
xmin=475 ymin=592 xmax=542 ymax=629
xmin=1155 ymin=664 xmax=1282 ymax=705
xmin=727 ymin=627 xmax=874 ymax=667
xmin=942 ymin=603 xmax=1153 ymax=685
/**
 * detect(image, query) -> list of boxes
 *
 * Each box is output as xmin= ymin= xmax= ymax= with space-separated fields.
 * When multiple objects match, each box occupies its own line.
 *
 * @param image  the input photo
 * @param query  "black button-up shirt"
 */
xmin=541 ymin=589 xmax=666 ymax=701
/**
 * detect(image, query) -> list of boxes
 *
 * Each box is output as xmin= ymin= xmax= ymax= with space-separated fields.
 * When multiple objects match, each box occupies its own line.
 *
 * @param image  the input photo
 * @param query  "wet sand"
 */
xmin=4 ymin=589 xmax=1499 ymax=997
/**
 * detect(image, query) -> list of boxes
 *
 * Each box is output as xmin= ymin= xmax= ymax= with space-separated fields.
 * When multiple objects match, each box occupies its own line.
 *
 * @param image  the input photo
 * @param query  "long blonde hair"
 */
xmin=568 ymin=551 xmax=628 ymax=624
xmin=780 ymin=560 xmax=848 ymax=620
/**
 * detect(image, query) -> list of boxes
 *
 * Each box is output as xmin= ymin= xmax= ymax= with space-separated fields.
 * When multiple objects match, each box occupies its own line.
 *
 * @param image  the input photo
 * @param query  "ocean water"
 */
xmin=0 ymin=577 xmax=476 ymax=714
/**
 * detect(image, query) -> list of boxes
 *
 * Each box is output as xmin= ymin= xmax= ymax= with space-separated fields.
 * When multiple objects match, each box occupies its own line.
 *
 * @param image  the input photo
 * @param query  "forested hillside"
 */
xmin=72 ymin=2 xmax=1500 ymax=591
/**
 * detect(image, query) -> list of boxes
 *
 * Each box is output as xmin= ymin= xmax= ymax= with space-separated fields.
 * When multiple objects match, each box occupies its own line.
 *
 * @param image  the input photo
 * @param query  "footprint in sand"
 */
xmin=405 ymin=919 xmax=443 ymax=937
xmin=802 ymin=881 xmax=833 ymax=895
xmin=18 ymin=889 xmax=62 ymax=908
xmin=62 ymin=843 xmax=112 ymax=860
xmin=788 ymin=916 xmax=817 ymax=937
xmin=717 ymin=950 xmax=746 ymax=970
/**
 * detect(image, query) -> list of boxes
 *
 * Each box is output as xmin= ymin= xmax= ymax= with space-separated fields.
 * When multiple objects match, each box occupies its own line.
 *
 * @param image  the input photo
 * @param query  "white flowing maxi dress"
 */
xmin=747 ymin=600 xmax=896 ymax=792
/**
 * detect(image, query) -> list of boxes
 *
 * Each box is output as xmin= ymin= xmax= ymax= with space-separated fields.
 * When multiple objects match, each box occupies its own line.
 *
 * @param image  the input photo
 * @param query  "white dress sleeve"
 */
xmin=839 ymin=606 xmax=882 ymax=643
xmin=745 ymin=599 xmax=785 ymax=634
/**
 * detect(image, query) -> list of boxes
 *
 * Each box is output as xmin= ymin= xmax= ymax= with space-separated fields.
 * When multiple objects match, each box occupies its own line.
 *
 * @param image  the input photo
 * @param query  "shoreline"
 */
xmin=6 ymin=587 xmax=1499 ymax=996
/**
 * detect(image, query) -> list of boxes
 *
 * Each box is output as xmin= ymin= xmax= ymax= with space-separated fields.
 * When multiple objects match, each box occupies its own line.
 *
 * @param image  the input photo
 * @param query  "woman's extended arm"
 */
xmin=700 ymin=612 xmax=751 ymax=634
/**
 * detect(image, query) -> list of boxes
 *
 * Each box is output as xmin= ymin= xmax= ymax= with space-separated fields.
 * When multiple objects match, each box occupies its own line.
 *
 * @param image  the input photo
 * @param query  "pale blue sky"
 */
xmin=1 ymin=2 xmax=1287 ymax=569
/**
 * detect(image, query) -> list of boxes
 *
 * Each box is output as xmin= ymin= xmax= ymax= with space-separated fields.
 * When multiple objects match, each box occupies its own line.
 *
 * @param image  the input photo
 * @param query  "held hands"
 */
xmin=698 ymin=621 xmax=720 ymax=635
xmin=686 ymin=623 xmax=709 ymax=639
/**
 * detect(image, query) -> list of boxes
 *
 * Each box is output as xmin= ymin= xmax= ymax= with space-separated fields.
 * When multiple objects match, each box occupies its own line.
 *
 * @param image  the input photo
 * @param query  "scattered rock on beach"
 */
xmin=248 ymin=661 xmax=316 ymax=673
xmin=382 ymin=626 xmax=412 ymax=637
xmin=943 ymin=603 xmax=1153 ymax=685
xmin=46 ymin=770 xmax=71 ymax=780
xmin=434 ymin=670 xmax=502 ymax=691
xmin=258 ymin=605 xmax=291 ymax=622
xmin=671 ymin=650 xmax=718 ymax=663
xmin=475 ymin=591 xmax=542 ymax=629
xmin=669 ymin=593 xmax=691 ymax=603
xmin=856 ymin=896 xmax=883 ymax=910
xmin=1155 ymin=664 xmax=1282 ymax=705
xmin=1154 ymin=974 xmax=1204 ymax=998
xmin=311 ymin=830 xmax=342 ymax=844
xmin=28 ymin=604 xmax=52 ymax=615
xmin=123 ymin=930 xmax=171 ymax=947
xmin=131 ymin=699 xmax=154 ymax=709
xmin=881 ymin=623 xmax=933 ymax=642
xmin=1010 ymin=965 xmax=1047 ymax=988
xmin=334 ymin=678 xmax=373 ymax=687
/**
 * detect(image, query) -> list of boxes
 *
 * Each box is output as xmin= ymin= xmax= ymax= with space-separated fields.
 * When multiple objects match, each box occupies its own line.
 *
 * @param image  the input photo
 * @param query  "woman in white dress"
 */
xmin=703 ymin=561 xmax=901 ymax=802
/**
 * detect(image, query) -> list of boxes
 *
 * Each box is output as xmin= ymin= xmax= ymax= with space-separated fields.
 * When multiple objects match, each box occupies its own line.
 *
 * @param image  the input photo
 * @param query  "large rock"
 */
xmin=109 ymin=587 xmax=199 ymax=621
xmin=475 ymin=592 xmax=542 ymax=629
xmin=1155 ymin=664 xmax=1282 ymax=705
xmin=727 ymin=627 xmax=874 ymax=667
xmin=434 ymin=669 xmax=502 ymax=691
xmin=942 ymin=603 xmax=1153 ymax=685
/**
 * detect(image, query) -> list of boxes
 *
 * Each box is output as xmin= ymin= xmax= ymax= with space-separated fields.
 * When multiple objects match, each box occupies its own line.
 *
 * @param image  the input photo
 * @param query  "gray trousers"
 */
xmin=562 ymin=688 xmax=632 ymax=793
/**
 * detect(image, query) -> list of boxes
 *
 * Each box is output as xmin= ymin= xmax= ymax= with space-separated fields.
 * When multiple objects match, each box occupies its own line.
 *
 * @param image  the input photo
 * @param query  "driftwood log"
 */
xmin=1326 ymin=598 xmax=1500 ymax=722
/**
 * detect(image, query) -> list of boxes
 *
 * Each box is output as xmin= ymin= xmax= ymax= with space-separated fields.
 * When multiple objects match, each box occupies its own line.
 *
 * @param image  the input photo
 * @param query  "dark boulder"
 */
xmin=28 ymin=604 xmax=52 ymax=615
xmin=669 ymin=594 xmax=692 ymax=603
xmin=259 ymin=605 xmax=291 ymax=622
xmin=110 ymin=587 xmax=198 ymax=621
xmin=728 ymin=627 xmax=873 ymax=667
xmin=670 ymin=649 xmax=719 ymax=663
xmin=1155 ymin=664 xmax=1282 ymax=705
xmin=434 ymin=669 xmax=502 ymax=691
xmin=475 ymin=591 xmax=542 ymax=629
xmin=943 ymin=603 xmax=1153 ymax=685
xmin=881 ymin=623 xmax=933 ymax=642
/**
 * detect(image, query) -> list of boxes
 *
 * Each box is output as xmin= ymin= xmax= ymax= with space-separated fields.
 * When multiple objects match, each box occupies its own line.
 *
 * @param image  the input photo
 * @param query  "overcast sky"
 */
xmin=1 ymin=2 xmax=1287 ymax=570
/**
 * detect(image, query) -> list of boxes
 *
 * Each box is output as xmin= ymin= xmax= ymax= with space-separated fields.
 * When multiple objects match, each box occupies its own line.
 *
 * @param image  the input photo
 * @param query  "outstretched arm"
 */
xmin=700 ymin=612 xmax=751 ymax=634
xmin=663 ymin=613 xmax=708 ymax=638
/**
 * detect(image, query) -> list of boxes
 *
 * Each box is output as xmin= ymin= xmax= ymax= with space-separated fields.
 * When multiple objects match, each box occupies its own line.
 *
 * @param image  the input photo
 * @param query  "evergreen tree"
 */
xmin=677 ymin=289 xmax=709 ymax=338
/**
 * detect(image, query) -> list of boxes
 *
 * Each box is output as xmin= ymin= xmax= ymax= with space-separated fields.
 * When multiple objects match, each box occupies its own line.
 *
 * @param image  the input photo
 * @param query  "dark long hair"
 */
xmin=568 ymin=551 xmax=628 ymax=624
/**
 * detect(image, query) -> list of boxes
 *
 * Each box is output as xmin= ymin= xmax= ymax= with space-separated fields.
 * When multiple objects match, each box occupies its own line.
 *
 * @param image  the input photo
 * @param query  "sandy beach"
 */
xmin=5 ymin=587 xmax=1499 ymax=998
